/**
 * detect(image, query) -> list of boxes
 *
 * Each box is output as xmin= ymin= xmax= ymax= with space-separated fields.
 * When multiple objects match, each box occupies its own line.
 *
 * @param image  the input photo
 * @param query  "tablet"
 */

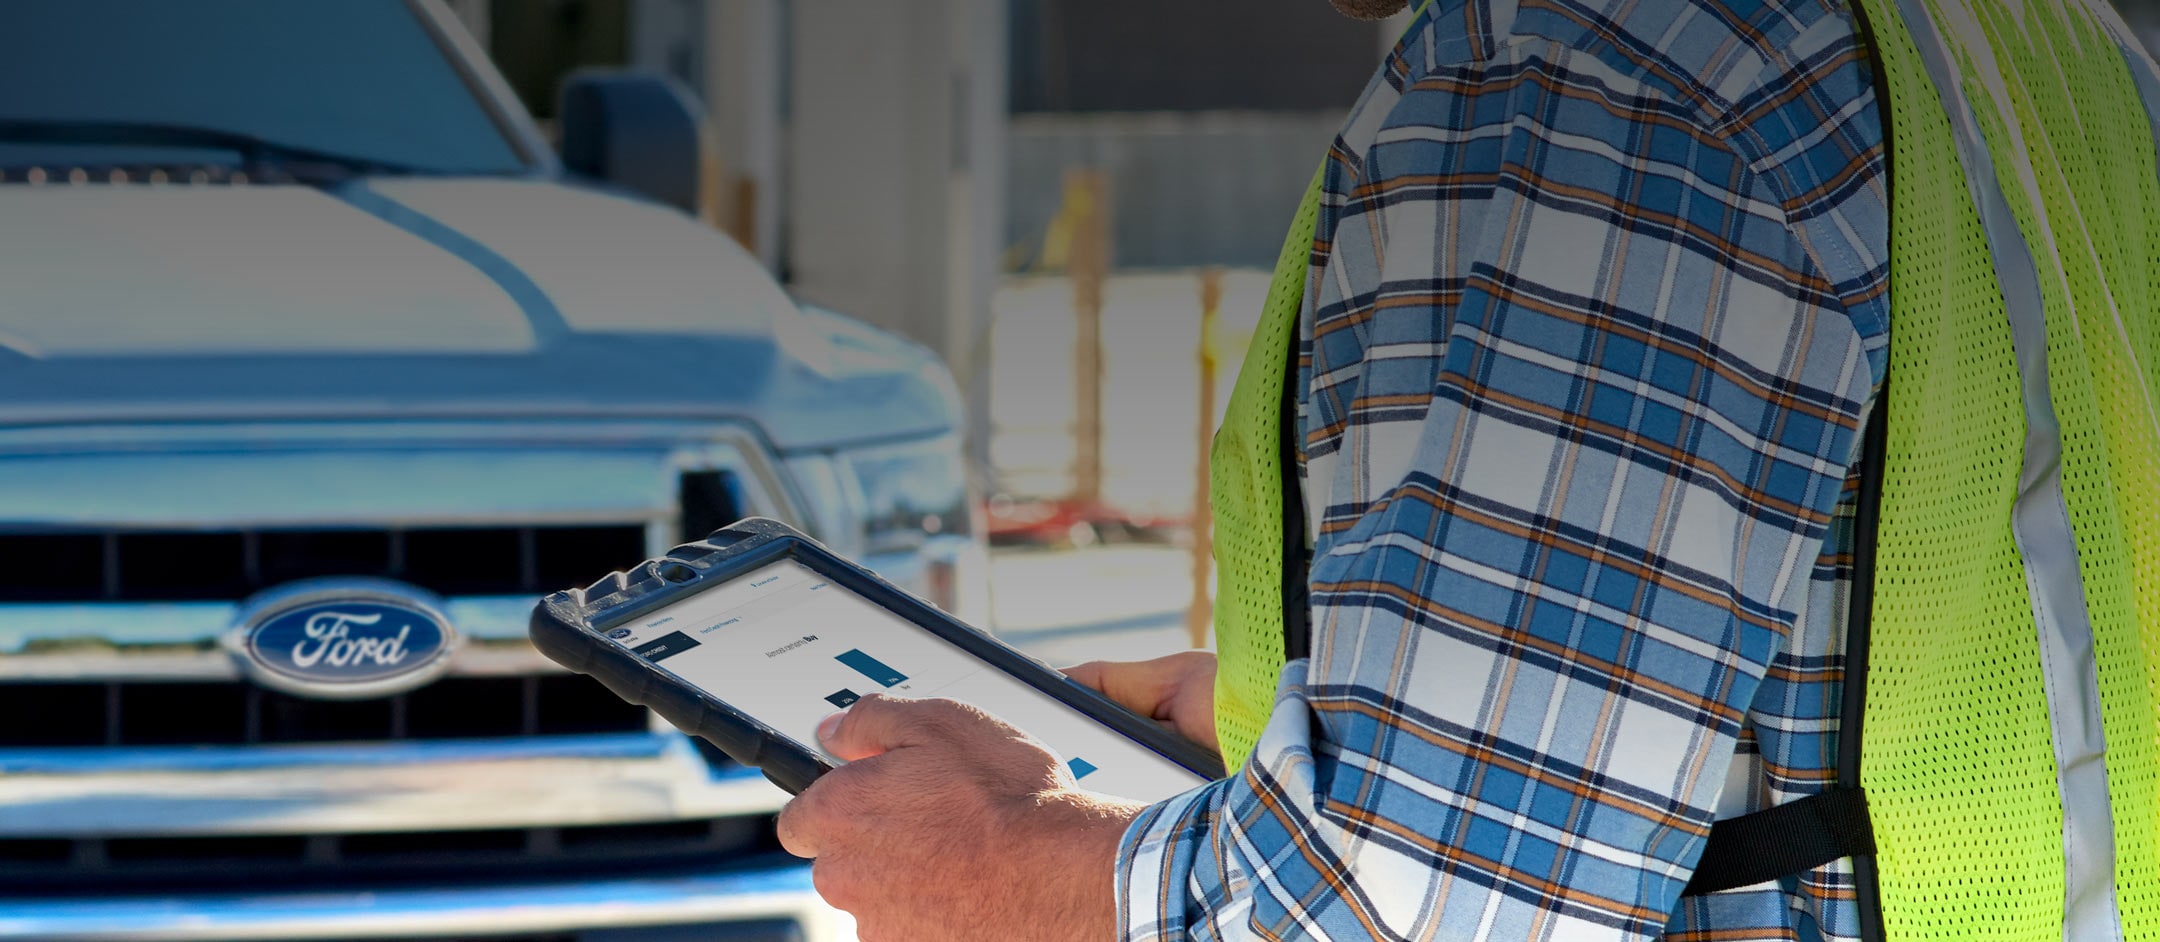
xmin=529 ymin=518 xmax=1221 ymax=804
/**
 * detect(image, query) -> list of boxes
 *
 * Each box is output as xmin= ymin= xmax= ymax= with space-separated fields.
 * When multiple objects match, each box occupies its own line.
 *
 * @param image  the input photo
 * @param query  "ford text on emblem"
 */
xmin=227 ymin=579 xmax=459 ymax=699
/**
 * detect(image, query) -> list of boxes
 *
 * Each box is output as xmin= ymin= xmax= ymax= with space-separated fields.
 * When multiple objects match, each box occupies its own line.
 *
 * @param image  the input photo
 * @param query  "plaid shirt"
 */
xmin=1117 ymin=1 xmax=1889 ymax=939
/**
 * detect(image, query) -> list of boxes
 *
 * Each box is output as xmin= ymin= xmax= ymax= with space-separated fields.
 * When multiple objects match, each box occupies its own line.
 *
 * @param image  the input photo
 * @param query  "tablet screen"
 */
xmin=604 ymin=558 xmax=1211 ymax=803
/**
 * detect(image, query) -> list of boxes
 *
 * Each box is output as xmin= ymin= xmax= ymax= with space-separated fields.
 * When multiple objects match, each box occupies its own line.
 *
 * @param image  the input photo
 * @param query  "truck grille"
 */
xmin=0 ymin=815 xmax=784 ymax=893
xmin=0 ymin=675 xmax=649 ymax=747
xmin=0 ymin=451 xmax=782 ymax=905
xmin=0 ymin=524 xmax=649 ymax=603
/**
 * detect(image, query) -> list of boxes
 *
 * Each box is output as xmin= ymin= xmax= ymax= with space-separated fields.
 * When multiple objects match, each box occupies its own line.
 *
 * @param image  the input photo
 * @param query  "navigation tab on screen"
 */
xmin=633 ymin=631 xmax=701 ymax=662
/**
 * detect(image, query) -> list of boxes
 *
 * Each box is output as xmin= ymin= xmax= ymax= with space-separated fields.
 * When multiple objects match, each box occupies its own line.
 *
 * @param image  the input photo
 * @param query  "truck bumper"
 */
xmin=0 ymin=860 xmax=848 ymax=942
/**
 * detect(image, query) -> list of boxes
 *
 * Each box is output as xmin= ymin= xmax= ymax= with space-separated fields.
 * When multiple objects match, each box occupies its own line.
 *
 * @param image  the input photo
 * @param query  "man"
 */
xmin=777 ymin=0 xmax=2160 ymax=939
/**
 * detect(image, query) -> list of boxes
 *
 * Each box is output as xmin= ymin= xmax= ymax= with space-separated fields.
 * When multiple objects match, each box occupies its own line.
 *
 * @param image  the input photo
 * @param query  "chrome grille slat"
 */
xmin=0 ymin=524 xmax=649 ymax=603
xmin=0 ymin=676 xmax=648 ymax=747
xmin=0 ymin=815 xmax=782 ymax=894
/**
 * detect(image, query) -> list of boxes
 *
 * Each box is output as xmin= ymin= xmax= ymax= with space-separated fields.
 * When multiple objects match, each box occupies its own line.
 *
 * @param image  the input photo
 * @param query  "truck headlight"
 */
xmin=790 ymin=434 xmax=989 ymax=626
xmin=846 ymin=435 xmax=971 ymax=557
xmin=791 ymin=434 xmax=992 ymax=626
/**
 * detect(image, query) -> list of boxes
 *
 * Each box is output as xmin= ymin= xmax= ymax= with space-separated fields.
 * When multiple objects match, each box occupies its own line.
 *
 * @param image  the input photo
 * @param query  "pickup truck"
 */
xmin=0 ymin=3 xmax=985 ymax=940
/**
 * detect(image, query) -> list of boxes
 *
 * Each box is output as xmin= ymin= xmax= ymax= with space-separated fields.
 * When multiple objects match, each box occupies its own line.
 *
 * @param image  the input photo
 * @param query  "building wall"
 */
xmin=1009 ymin=0 xmax=1379 ymax=112
xmin=1007 ymin=111 xmax=1344 ymax=270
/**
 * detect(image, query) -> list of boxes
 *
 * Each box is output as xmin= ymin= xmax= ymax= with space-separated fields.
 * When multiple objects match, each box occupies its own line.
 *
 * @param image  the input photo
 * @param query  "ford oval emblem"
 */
xmin=227 ymin=579 xmax=459 ymax=700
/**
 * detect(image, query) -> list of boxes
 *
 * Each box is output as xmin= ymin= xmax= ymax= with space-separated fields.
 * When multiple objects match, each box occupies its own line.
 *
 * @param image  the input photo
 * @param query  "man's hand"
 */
xmin=1063 ymin=651 xmax=1219 ymax=754
xmin=775 ymin=694 xmax=1143 ymax=942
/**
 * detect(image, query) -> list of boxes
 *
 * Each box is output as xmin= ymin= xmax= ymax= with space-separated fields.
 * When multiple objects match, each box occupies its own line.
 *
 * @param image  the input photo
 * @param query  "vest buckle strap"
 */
xmin=1680 ymin=786 xmax=1878 ymax=897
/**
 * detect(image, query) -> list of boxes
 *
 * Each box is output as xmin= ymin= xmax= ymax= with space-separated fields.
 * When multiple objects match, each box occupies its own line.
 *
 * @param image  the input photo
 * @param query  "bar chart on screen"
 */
xmin=834 ymin=649 xmax=908 ymax=687
xmin=608 ymin=558 xmax=1208 ymax=802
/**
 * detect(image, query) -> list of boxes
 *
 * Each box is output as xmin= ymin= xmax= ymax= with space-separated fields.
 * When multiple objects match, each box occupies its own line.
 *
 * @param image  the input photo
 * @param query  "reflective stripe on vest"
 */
xmin=1852 ymin=1 xmax=2160 ymax=938
xmin=1208 ymin=0 xmax=2160 ymax=936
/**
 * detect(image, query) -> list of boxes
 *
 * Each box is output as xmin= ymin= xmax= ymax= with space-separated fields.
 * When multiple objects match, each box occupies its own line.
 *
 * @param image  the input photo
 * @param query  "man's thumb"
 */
xmin=816 ymin=693 xmax=940 ymax=761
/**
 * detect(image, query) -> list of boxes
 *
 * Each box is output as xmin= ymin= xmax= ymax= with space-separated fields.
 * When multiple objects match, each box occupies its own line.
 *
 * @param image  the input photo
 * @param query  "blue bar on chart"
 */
xmin=834 ymin=649 xmax=908 ymax=687
xmin=824 ymin=689 xmax=861 ymax=708
xmin=1067 ymin=758 xmax=1098 ymax=780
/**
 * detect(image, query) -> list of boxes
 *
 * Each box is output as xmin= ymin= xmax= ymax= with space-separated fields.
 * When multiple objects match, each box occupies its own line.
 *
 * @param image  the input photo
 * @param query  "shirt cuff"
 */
xmin=1112 ymin=661 xmax=1315 ymax=940
xmin=1114 ymin=774 xmax=1222 ymax=941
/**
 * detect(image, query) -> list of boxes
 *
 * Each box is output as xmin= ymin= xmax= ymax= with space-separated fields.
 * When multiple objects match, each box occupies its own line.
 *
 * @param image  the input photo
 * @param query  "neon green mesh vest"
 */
xmin=1209 ymin=0 xmax=2160 ymax=936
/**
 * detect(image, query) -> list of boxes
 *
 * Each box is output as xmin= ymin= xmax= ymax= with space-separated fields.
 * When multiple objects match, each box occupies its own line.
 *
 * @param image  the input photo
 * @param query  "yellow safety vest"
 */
xmin=1208 ymin=0 xmax=2160 ymax=937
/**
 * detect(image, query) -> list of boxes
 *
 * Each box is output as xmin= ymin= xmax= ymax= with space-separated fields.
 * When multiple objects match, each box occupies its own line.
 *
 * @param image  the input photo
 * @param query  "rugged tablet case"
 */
xmin=528 ymin=518 xmax=832 ymax=794
xmin=530 ymin=516 xmax=1224 ymax=795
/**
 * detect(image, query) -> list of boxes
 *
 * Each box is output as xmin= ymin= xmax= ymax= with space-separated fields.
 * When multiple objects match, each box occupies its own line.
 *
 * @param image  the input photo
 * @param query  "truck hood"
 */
xmin=0 ymin=179 xmax=956 ymax=451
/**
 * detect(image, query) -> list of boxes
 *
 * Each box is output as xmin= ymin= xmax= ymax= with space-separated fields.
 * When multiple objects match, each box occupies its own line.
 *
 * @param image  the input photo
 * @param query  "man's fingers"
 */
xmin=1063 ymin=653 xmax=1221 ymax=753
xmin=776 ymin=786 xmax=826 ymax=858
xmin=817 ymin=693 xmax=987 ymax=762
xmin=1062 ymin=655 xmax=1197 ymax=720
xmin=1061 ymin=660 xmax=1110 ymax=693
xmin=809 ymin=855 xmax=861 ymax=913
xmin=777 ymin=760 xmax=879 ymax=859
xmin=1062 ymin=659 xmax=1164 ymax=717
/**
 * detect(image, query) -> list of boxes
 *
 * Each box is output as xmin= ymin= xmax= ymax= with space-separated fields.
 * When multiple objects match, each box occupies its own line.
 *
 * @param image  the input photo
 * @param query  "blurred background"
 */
xmin=455 ymin=0 xmax=1418 ymax=662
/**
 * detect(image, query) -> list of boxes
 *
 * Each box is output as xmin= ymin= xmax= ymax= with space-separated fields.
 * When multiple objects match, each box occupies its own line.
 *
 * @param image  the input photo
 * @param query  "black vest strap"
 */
xmin=1678 ymin=397 xmax=1887 ymax=908
xmin=1682 ymin=786 xmax=1877 ymax=895
xmin=1279 ymin=322 xmax=1312 ymax=663
xmin=1676 ymin=393 xmax=1889 ymax=928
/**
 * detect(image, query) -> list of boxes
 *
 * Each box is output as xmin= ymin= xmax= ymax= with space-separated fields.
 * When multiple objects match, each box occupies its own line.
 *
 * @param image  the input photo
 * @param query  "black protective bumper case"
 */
xmin=529 ymin=518 xmax=835 ymax=793
xmin=529 ymin=517 xmax=1223 ymax=795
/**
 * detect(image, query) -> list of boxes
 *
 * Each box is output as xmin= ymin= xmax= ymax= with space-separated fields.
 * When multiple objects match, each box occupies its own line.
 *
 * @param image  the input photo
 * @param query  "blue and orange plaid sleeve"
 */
xmin=1115 ymin=1 xmax=1889 ymax=940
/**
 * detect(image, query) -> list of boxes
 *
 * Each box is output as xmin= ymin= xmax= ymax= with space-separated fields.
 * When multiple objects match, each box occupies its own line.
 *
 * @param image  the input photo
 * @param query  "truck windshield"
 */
xmin=0 ymin=1 xmax=527 ymax=176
